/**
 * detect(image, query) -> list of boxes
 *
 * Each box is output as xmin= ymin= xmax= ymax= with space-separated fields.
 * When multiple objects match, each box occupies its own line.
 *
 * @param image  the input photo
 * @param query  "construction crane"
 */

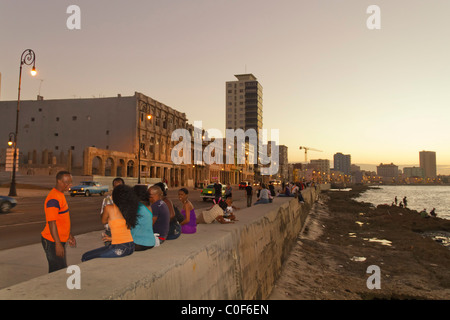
xmin=299 ymin=146 xmax=323 ymax=162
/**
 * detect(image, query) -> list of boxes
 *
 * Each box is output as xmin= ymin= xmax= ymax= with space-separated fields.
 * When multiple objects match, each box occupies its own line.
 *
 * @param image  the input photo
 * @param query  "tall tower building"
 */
xmin=419 ymin=150 xmax=437 ymax=179
xmin=333 ymin=152 xmax=351 ymax=175
xmin=225 ymin=74 xmax=263 ymax=133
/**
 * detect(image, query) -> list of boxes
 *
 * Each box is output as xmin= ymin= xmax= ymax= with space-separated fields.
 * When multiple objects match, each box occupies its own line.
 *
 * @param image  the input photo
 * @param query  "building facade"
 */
xmin=377 ymin=163 xmax=399 ymax=181
xmin=419 ymin=150 xmax=437 ymax=179
xmin=225 ymin=74 xmax=263 ymax=134
xmin=0 ymin=92 xmax=254 ymax=187
xmin=0 ymin=92 xmax=191 ymax=186
xmin=333 ymin=152 xmax=351 ymax=175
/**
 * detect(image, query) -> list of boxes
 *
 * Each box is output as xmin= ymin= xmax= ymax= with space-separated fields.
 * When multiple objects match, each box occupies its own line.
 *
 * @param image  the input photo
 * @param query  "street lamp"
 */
xmin=9 ymin=49 xmax=37 ymax=197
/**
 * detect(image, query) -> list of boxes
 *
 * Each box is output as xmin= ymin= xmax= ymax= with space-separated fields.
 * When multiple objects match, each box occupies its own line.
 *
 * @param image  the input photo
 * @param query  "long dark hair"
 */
xmin=112 ymin=184 xmax=139 ymax=229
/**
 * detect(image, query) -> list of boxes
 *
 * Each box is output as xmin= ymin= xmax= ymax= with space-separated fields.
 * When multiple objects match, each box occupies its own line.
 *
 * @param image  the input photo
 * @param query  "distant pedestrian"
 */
xmin=403 ymin=196 xmax=408 ymax=208
xmin=214 ymin=182 xmax=222 ymax=203
xmin=245 ymin=184 xmax=253 ymax=207
xmin=430 ymin=208 xmax=437 ymax=217
xmin=394 ymin=196 xmax=398 ymax=206
xmin=225 ymin=183 xmax=232 ymax=199
xmin=41 ymin=171 xmax=76 ymax=273
xmin=420 ymin=208 xmax=429 ymax=218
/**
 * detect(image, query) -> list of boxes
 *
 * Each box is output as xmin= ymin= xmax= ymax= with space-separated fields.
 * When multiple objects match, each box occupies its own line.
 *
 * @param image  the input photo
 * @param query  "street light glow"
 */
xmin=30 ymin=67 xmax=37 ymax=76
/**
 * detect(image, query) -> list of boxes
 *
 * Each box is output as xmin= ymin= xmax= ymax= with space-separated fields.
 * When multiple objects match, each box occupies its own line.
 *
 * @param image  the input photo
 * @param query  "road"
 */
xmin=0 ymin=186 xmax=247 ymax=250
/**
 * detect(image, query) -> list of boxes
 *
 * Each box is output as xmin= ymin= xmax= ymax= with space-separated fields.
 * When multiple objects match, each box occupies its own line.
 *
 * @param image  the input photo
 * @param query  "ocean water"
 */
xmin=355 ymin=185 xmax=450 ymax=220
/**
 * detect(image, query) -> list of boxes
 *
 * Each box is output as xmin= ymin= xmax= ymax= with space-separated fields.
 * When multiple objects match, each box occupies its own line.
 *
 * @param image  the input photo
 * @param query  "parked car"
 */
xmin=239 ymin=181 xmax=250 ymax=189
xmin=69 ymin=181 xmax=109 ymax=197
xmin=0 ymin=195 xmax=17 ymax=213
xmin=200 ymin=183 xmax=226 ymax=201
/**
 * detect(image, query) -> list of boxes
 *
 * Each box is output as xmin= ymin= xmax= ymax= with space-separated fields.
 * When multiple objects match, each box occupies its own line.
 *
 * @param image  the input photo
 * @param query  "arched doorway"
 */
xmin=92 ymin=156 xmax=103 ymax=175
xmin=105 ymin=158 xmax=114 ymax=176
xmin=127 ymin=160 xmax=135 ymax=177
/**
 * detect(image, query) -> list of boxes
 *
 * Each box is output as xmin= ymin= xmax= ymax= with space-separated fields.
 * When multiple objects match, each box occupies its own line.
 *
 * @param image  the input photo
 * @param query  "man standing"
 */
xmin=148 ymin=186 xmax=170 ymax=244
xmin=41 ymin=171 xmax=76 ymax=273
xmin=245 ymin=183 xmax=253 ymax=207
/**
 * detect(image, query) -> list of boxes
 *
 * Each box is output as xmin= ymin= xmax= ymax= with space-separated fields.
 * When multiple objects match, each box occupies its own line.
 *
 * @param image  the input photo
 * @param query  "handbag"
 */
xmin=174 ymin=205 xmax=185 ymax=223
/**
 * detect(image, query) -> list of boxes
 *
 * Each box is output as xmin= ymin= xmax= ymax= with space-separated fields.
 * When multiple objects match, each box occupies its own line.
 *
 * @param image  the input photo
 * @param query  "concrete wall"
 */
xmin=0 ymin=187 xmax=320 ymax=300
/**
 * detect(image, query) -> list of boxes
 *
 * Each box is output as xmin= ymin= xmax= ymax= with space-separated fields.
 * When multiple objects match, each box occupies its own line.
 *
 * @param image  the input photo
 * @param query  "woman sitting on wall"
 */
xmin=81 ymin=184 xmax=138 ymax=261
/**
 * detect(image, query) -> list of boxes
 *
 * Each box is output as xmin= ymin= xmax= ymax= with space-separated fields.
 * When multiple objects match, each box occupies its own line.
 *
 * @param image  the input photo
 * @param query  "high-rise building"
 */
xmin=333 ymin=152 xmax=351 ymax=175
xmin=419 ymin=150 xmax=437 ymax=179
xmin=225 ymin=74 xmax=263 ymax=133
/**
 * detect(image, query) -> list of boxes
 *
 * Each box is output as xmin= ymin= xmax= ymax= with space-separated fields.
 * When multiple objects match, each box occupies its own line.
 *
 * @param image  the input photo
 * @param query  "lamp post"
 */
xmin=9 ymin=49 xmax=37 ymax=197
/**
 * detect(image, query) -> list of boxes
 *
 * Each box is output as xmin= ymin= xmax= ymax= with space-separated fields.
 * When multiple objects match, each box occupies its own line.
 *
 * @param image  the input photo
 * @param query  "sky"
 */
xmin=1 ymin=0 xmax=450 ymax=173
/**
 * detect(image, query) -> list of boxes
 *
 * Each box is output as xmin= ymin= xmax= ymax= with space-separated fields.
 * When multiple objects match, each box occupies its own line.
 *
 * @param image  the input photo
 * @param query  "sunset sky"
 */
xmin=1 ymin=1 xmax=449 ymax=173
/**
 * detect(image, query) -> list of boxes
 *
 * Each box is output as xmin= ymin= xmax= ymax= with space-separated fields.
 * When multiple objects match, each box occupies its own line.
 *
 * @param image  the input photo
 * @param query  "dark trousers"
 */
xmin=41 ymin=236 xmax=67 ymax=273
xmin=246 ymin=194 xmax=252 ymax=207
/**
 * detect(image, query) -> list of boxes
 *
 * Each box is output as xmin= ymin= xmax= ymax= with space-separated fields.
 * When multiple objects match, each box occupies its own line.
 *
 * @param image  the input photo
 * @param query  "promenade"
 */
xmin=0 ymin=182 xmax=247 ymax=289
xmin=0 ymin=179 xmax=321 ymax=299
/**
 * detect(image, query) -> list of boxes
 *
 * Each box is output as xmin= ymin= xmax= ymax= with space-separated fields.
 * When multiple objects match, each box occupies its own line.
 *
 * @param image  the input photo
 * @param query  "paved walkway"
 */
xmin=0 ymin=185 xmax=250 ymax=290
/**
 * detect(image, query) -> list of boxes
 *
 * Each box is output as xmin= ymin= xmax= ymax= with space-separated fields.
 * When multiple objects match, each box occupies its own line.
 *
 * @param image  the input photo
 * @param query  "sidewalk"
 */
xmin=0 ymin=231 xmax=104 ymax=289
xmin=0 ymin=186 xmax=249 ymax=290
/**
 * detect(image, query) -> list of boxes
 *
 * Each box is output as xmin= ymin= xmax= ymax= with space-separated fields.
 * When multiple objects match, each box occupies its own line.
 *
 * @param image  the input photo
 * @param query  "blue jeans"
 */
xmin=254 ymin=198 xmax=270 ymax=205
xmin=81 ymin=242 xmax=135 ymax=262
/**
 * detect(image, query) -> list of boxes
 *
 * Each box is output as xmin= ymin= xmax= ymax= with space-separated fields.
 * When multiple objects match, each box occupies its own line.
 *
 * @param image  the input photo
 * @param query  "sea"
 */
xmin=355 ymin=185 xmax=450 ymax=220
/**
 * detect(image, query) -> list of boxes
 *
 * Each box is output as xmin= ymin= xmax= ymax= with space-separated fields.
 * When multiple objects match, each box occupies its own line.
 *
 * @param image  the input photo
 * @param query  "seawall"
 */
xmin=0 ymin=186 xmax=324 ymax=300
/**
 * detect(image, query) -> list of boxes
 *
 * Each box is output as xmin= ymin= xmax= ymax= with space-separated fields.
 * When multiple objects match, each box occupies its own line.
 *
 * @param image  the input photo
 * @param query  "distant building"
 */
xmin=310 ymin=159 xmax=330 ymax=175
xmin=419 ymin=150 xmax=437 ymax=179
xmin=403 ymin=166 xmax=424 ymax=179
xmin=225 ymin=74 xmax=263 ymax=134
xmin=333 ymin=152 xmax=351 ymax=175
xmin=279 ymin=145 xmax=289 ymax=181
xmin=377 ymin=163 xmax=399 ymax=179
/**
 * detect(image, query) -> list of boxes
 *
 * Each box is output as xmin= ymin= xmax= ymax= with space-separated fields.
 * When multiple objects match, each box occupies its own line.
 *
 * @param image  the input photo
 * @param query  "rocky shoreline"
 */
xmin=269 ymin=185 xmax=450 ymax=300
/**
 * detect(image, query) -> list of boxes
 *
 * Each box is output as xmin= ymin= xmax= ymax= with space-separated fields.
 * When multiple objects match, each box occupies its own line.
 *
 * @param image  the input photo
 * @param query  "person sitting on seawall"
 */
xmin=254 ymin=184 xmax=272 ymax=205
xmin=178 ymin=188 xmax=197 ymax=234
xmin=81 ymin=184 xmax=137 ymax=261
xmin=197 ymin=201 xmax=235 ymax=224
xmin=155 ymin=182 xmax=182 ymax=240
xmin=148 ymin=186 xmax=170 ymax=244
xmin=100 ymin=177 xmax=125 ymax=247
xmin=278 ymin=184 xmax=294 ymax=197
xmin=129 ymin=184 xmax=155 ymax=251
xmin=223 ymin=197 xmax=239 ymax=222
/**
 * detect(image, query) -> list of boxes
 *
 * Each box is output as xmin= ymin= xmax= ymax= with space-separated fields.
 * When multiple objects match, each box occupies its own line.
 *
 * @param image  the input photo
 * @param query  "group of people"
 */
xmin=393 ymin=196 xmax=408 ymax=208
xmin=392 ymin=195 xmax=438 ymax=218
xmin=242 ymin=181 xmax=307 ymax=207
xmin=80 ymin=178 xmax=197 ymax=262
xmin=40 ymin=172 xmax=241 ymax=273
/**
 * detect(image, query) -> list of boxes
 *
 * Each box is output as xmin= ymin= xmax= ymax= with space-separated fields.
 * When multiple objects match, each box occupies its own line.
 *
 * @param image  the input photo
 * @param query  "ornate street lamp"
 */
xmin=9 ymin=49 xmax=37 ymax=197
